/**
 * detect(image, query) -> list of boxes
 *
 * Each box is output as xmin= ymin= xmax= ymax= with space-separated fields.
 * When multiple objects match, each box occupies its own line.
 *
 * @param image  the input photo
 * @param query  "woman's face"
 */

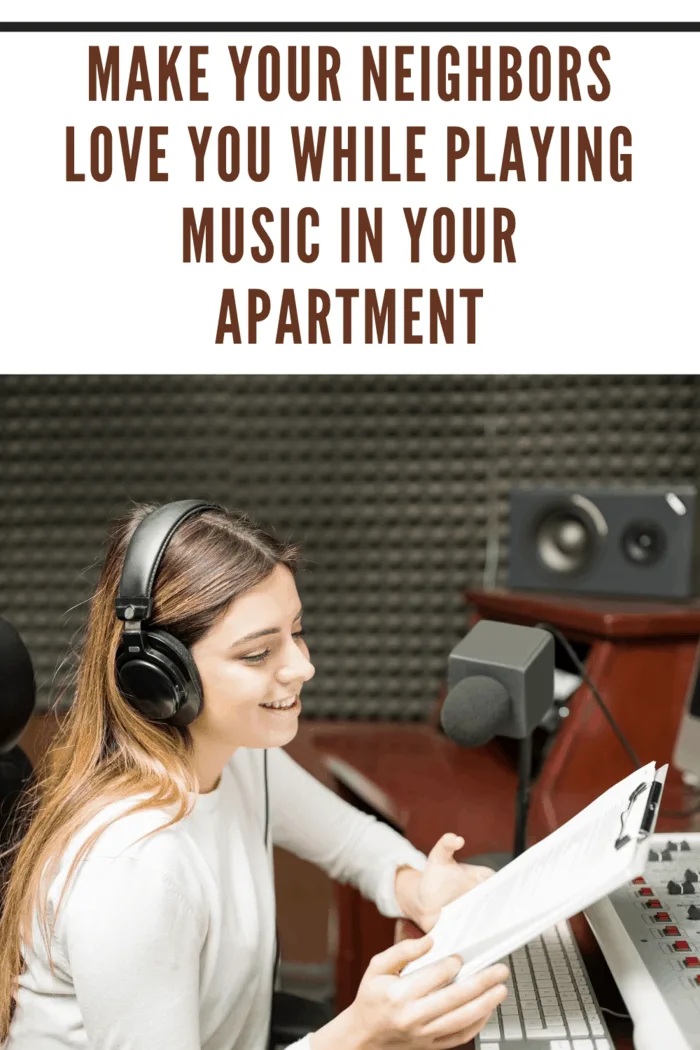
xmin=189 ymin=563 xmax=315 ymax=752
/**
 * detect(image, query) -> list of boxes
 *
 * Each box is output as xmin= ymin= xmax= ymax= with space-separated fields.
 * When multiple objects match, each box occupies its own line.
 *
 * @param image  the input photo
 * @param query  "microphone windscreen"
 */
xmin=0 ymin=617 xmax=36 ymax=753
xmin=440 ymin=675 xmax=510 ymax=748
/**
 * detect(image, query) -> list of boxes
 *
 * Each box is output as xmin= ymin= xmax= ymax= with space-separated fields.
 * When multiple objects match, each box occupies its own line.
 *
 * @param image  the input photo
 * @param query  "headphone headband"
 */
xmin=115 ymin=500 xmax=221 ymax=623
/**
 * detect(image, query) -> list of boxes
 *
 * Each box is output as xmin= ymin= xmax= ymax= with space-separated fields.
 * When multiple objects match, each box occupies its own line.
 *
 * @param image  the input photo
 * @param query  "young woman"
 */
xmin=0 ymin=501 xmax=508 ymax=1050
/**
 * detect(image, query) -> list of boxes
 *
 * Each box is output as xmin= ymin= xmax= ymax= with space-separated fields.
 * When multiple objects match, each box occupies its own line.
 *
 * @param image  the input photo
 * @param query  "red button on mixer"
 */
xmin=683 ymin=957 xmax=700 ymax=968
xmin=673 ymin=941 xmax=691 ymax=951
xmin=654 ymin=913 xmax=672 ymax=921
xmin=644 ymin=900 xmax=662 ymax=909
xmin=663 ymin=926 xmax=681 ymax=936
xmin=633 ymin=877 xmax=646 ymax=884
xmin=639 ymin=887 xmax=653 ymax=896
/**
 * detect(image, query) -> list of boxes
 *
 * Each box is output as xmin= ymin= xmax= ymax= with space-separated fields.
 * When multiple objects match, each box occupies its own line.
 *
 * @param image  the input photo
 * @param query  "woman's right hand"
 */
xmin=310 ymin=934 xmax=509 ymax=1050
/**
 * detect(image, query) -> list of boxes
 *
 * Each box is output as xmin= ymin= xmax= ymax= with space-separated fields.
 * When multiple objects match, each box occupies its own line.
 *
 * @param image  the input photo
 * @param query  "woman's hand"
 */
xmin=310 ymin=935 xmax=509 ymax=1050
xmin=395 ymin=833 xmax=496 ymax=931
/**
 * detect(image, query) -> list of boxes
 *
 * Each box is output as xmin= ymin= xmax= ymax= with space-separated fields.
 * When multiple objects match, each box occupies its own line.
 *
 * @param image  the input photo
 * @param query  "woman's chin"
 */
xmin=267 ymin=718 xmax=301 ymax=747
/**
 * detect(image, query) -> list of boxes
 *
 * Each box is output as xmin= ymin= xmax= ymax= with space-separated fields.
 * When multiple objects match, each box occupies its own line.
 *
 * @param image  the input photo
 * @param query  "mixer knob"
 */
xmin=683 ymin=881 xmax=696 ymax=895
xmin=648 ymin=849 xmax=660 ymax=862
xmin=684 ymin=869 xmax=699 ymax=883
xmin=666 ymin=842 xmax=680 ymax=851
xmin=687 ymin=905 xmax=700 ymax=920
xmin=681 ymin=841 xmax=691 ymax=851
xmin=668 ymin=881 xmax=683 ymax=894
xmin=662 ymin=850 xmax=674 ymax=862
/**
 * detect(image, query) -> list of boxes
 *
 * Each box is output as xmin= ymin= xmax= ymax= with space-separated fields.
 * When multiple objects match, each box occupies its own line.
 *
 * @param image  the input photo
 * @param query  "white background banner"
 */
xmin=0 ymin=12 xmax=697 ymax=371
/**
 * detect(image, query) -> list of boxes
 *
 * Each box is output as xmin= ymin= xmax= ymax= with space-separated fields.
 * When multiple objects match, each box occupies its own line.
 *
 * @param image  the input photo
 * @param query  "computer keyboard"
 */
xmin=475 ymin=920 xmax=613 ymax=1050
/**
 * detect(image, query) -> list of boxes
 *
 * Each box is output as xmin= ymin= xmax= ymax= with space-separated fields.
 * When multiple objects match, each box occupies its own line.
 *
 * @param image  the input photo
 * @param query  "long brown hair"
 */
xmin=0 ymin=502 xmax=300 ymax=1040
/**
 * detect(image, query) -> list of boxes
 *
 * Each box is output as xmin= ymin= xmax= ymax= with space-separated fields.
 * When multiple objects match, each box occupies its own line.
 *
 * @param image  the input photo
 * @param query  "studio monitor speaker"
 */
xmin=508 ymin=484 xmax=700 ymax=599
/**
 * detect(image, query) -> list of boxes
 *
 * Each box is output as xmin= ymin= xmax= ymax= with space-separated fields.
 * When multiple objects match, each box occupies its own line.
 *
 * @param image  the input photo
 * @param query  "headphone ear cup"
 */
xmin=148 ymin=629 xmax=204 ymax=722
xmin=116 ymin=630 xmax=202 ymax=727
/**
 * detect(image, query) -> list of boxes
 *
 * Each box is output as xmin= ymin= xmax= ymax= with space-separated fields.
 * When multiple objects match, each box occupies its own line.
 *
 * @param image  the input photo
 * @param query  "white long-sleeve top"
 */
xmin=6 ymin=746 xmax=427 ymax=1050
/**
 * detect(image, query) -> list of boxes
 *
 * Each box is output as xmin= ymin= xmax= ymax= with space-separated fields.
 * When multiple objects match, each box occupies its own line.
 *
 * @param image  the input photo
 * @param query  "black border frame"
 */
xmin=1 ymin=21 xmax=699 ymax=32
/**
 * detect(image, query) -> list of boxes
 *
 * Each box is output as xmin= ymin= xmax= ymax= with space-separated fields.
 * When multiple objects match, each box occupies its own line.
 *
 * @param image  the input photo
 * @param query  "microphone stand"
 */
xmin=467 ymin=731 xmax=533 ymax=871
xmin=513 ymin=733 xmax=532 ymax=858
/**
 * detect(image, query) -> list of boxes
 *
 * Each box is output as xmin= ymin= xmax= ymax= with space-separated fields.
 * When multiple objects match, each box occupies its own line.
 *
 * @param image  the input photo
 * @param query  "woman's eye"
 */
xmin=242 ymin=631 xmax=305 ymax=664
xmin=242 ymin=649 xmax=271 ymax=664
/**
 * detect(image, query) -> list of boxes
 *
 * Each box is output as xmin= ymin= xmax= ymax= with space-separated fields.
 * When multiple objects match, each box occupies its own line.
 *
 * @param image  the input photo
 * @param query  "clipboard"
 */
xmin=402 ymin=761 xmax=668 ymax=983
xmin=615 ymin=766 xmax=666 ymax=850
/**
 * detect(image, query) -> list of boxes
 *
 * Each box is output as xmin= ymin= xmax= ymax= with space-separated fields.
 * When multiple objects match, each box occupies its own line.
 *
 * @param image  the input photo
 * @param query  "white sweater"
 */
xmin=6 ymin=747 xmax=427 ymax=1050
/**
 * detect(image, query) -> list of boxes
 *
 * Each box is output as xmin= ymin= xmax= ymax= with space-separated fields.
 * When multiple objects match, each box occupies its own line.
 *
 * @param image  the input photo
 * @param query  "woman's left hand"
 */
xmin=396 ymin=833 xmax=496 ymax=932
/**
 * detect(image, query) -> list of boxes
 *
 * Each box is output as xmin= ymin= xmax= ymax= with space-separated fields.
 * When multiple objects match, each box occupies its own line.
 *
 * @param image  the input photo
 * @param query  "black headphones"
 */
xmin=115 ymin=500 xmax=222 ymax=727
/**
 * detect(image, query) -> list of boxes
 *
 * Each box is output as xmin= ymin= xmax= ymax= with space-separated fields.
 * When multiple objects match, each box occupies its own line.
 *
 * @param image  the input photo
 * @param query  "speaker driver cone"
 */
xmin=621 ymin=520 xmax=666 ymax=566
xmin=534 ymin=504 xmax=601 ymax=576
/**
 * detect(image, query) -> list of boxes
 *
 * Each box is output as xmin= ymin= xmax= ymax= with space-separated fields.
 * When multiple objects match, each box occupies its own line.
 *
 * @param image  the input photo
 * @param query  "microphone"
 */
xmin=441 ymin=676 xmax=510 ymax=748
xmin=0 ymin=619 xmax=36 ymax=858
xmin=442 ymin=619 xmax=554 ymax=745
xmin=0 ymin=617 xmax=36 ymax=753
xmin=440 ymin=620 xmax=554 ymax=861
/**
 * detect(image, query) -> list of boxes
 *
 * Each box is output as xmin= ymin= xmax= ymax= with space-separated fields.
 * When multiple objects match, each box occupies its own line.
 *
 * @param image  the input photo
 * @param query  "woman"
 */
xmin=0 ymin=501 xmax=508 ymax=1050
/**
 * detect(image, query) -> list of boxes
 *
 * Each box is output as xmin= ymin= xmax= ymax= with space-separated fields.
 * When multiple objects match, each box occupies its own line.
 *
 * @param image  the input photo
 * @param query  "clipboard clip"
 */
xmin=615 ymin=779 xmax=663 ymax=850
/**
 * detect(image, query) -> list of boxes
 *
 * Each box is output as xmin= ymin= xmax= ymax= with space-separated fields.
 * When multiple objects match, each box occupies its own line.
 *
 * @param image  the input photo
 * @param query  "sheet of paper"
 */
xmin=402 ymin=761 xmax=661 ymax=981
xmin=553 ymin=668 xmax=582 ymax=702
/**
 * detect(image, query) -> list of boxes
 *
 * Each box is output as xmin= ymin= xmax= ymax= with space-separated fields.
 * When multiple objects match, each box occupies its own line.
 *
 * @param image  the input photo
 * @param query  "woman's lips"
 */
xmin=259 ymin=695 xmax=300 ymax=713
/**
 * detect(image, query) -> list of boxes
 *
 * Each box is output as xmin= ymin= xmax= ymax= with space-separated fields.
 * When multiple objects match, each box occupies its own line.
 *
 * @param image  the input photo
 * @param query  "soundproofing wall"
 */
xmin=1 ymin=375 xmax=698 ymax=718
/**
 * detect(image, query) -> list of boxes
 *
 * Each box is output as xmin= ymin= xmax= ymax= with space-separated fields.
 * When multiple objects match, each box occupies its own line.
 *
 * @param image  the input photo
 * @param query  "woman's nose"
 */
xmin=277 ymin=642 xmax=315 ymax=684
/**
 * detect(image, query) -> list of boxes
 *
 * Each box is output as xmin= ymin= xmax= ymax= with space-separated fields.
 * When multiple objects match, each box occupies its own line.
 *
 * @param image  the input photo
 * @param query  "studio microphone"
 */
xmin=440 ymin=619 xmax=554 ymax=861
xmin=0 ymin=616 xmax=36 ymax=753
xmin=441 ymin=619 xmax=554 ymax=746
xmin=0 ymin=618 xmax=36 ymax=854
xmin=441 ymin=676 xmax=511 ymax=749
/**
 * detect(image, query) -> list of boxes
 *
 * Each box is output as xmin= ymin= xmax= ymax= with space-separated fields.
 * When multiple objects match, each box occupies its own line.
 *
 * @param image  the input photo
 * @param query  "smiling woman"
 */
xmin=0 ymin=501 xmax=508 ymax=1050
